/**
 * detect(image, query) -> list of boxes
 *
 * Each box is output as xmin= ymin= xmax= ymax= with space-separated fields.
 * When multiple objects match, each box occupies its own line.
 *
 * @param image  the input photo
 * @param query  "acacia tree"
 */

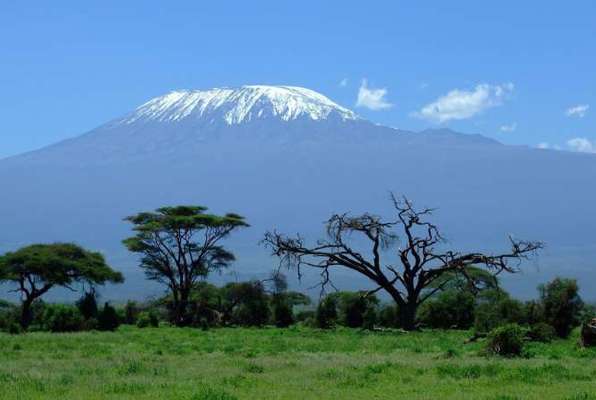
xmin=263 ymin=195 xmax=542 ymax=330
xmin=123 ymin=205 xmax=248 ymax=326
xmin=0 ymin=243 xmax=123 ymax=329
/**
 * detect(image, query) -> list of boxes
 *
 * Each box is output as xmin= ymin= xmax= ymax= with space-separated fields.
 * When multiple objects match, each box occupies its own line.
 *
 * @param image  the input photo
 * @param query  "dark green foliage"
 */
xmin=97 ymin=302 xmax=120 ymax=331
xmin=187 ymin=282 xmax=223 ymax=327
xmin=272 ymin=296 xmax=294 ymax=328
xmin=362 ymin=306 xmax=377 ymax=330
xmin=522 ymin=300 xmax=544 ymax=325
xmin=328 ymin=292 xmax=379 ymax=328
xmin=43 ymin=304 xmax=85 ymax=332
xmin=485 ymin=324 xmax=526 ymax=357
xmin=419 ymin=290 xmax=475 ymax=329
xmin=0 ymin=243 xmax=123 ymax=329
xmin=315 ymin=295 xmax=338 ymax=329
xmin=0 ymin=301 xmax=19 ymax=332
xmin=123 ymin=301 xmax=140 ymax=325
xmin=8 ymin=322 xmax=22 ymax=335
xmin=294 ymin=310 xmax=315 ymax=322
xmin=539 ymin=278 xmax=583 ymax=338
xmin=76 ymin=291 xmax=98 ymax=320
xmin=527 ymin=322 xmax=556 ymax=343
xmin=136 ymin=311 xmax=159 ymax=328
xmin=378 ymin=304 xmax=400 ymax=328
xmin=222 ymin=281 xmax=270 ymax=326
xmin=123 ymin=205 xmax=248 ymax=326
xmin=474 ymin=291 xmax=525 ymax=335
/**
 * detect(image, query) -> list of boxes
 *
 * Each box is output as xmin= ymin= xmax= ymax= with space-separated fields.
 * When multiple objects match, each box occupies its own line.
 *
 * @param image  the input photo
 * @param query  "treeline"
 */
xmin=0 ymin=272 xmax=593 ymax=342
xmin=1 ymin=200 xmax=595 ymax=355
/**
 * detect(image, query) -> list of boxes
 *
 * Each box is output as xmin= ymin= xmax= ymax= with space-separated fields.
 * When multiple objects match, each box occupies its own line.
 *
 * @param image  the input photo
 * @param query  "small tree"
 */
xmin=539 ymin=277 xmax=583 ymax=338
xmin=0 ymin=243 xmax=123 ymax=329
xmin=97 ymin=302 xmax=120 ymax=331
xmin=123 ymin=206 xmax=248 ymax=326
xmin=315 ymin=295 xmax=338 ymax=329
xmin=76 ymin=289 xmax=99 ymax=320
xmin=221 ymin=281 xmax=270 ymax=326
xmin=264 ymin=195 xmax=541 ymax=330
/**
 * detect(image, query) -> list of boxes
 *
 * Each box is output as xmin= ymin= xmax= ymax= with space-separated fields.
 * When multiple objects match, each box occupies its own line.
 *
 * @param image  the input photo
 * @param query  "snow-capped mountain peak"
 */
xmin=119 ymin=85 xmax=359 ymax=125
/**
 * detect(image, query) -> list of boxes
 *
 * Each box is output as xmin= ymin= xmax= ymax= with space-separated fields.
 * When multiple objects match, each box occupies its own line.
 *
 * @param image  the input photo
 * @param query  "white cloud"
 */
xmin=500 ymin=122 xmax=517 ymax=133
xmin=414 ymin=82 xmax=514 ymax=123
xmin=567 ymin=137 xmax=596 ymax=153
xmin=537 ymin=142 xmax=550 ymax=149
xmin=339 ymin=78 xmax=348 ymax=88
xmin=565 ymin=104 xmax=589 ymax=118
xmin=356 ymin=79 xmax=392 ymax=110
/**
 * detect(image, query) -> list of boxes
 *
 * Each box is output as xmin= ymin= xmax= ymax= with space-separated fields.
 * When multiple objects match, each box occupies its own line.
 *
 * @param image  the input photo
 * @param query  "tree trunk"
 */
xmin=173 ymin=289 xmax=190 ymax=327
xmin=20 ymin=298 xmax=34 ymax=330
xmin=399 ymin=302 xmax=418 ymax=331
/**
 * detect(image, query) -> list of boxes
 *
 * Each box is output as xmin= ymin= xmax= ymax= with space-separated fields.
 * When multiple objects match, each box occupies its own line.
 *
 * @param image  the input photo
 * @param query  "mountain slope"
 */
xmin=1 ymin=86 xmax=595 ymax=300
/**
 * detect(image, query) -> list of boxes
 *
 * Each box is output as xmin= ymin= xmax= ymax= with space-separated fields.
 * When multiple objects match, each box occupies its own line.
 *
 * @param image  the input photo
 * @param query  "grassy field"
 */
xmin=0 ymin=326 xmax=595 ymax=400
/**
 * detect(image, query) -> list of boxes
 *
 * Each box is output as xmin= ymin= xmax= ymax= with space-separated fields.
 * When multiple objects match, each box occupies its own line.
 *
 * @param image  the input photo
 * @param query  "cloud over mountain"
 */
xmin=415 ymin=83 xmax=514 ymax=123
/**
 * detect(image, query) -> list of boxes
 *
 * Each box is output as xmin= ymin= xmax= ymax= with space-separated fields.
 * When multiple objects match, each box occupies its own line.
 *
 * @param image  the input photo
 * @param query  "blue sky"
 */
xmin=1 ymin=1 xmax=595 ymax=158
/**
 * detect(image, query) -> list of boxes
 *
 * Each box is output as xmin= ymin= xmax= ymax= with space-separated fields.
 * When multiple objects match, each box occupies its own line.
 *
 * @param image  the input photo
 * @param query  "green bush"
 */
xmin=378 ymin=304 xmax=399 ymax=328
xmin=474 ymin=292 xmax=525 ymax=335
xmin=315 ymin=296 xmax=337 ymax=329
xmin=43 ymin=304 xmax=85 ymax=332
xmin=97 ymin=302 xmax=120 ymax=331
xmin=137 ymin=311 xmax=159 ymax=328
xmin=539 ymin=278 xmax=583 ymax=338
xmin=526 ymin=322 xmax=556 ymax=343
xmin=272 ymin=297 xmax=294 ymax=328
xmin=419 ymin=290 xmax=475 ymax=329
xmin=222 ymin=281 xmax=270 ymax=327
xmin=123 ymin=301 xmax=140 ymax=325
xmin=294 ymin=310 xmax=315 ymax=322
xmin=8 ymin=322 xmax=22 ymax=335
xmin=76 ymin=291 xmax=98 ymax=320
xmin=362 ymin=306 xmax=377 ymax=330
xmin=485 ymin=324 xmax=526 ymax=357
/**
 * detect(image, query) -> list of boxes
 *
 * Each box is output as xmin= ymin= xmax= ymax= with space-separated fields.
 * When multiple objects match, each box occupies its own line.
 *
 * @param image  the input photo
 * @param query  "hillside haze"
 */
xmin=1 ymin=85 xmax=595 ymax=300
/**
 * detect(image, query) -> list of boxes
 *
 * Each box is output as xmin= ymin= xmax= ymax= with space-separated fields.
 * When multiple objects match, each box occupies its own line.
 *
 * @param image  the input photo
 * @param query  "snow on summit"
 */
xmin=120 ymin=85 xmax=359 ymax=125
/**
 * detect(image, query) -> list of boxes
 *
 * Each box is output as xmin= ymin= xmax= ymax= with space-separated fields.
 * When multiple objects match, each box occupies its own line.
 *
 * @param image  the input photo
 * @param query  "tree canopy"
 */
xmin=0 ymin=243 xmax=123 ymax=328
xmin=123 ymin=205 xmax=248 ymax=326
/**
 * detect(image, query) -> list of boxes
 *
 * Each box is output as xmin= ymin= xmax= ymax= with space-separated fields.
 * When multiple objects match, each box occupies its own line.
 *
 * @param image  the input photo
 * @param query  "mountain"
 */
xmin=1 ymin=85 xmax=595 ymax=301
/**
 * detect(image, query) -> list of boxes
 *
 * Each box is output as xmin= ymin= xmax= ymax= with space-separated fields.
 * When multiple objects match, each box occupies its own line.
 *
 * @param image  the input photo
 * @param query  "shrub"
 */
xmin=8 ymin=322 xmax=22 ymax=335
xmin=330 ymin=291 xmax=378 ymax=328
xmin=43 ymin=304 xmax=85 ymax=332
xmin=97 ymin=302 xmax=120 ymax=331
xmin=474 ymin=292 xmax=525 ymax=335
xmin=378 ymin=304 xmax=399 ymax=328
xmin=0 ymin=303 xmax=19 ymax=332
xmin=362 ymin=306 xmax=377 ymax=330
xmin=136 ymin=311 xmax=159 ymax=328
xmin=315 ymin=296 xmax=337 ymax=329
xmin=76 ymin=291 xmax=98 ymax=320
xmin=294 ymin=310 xmax=315 ymax=322
xmin=222 ymin=281 xmax=270 ymax=327
xmin=539 ymin=278 xmax=583 ymax=338
xmin=123 ymin=301 xmax=140 ymax=325
xmin=419 ymin=290 xmax=475 ymax=329
xmin=526 ymin=322 xmax=556 ymax=343
xmin=485 ymin=324 xmax=526 ymax=357
xmin=272 ymin=297 xmax=294 ymax=328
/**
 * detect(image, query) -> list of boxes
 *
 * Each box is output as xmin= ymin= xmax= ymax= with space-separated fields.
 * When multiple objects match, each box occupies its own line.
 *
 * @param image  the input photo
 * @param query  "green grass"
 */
xmin=0 ymin=326 xmax=594 ymax=399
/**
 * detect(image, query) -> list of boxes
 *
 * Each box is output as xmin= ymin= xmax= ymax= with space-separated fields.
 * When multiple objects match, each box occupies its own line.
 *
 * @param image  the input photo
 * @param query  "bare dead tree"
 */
xmin=263 ymin=194 xmax=542 ymax=330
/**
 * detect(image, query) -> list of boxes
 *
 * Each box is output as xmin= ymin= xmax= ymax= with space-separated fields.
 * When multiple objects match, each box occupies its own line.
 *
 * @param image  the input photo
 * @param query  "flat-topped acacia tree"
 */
xmin=0 ymin=243 xmax=124 ymax=329
xmin=263 ymin=195 xmax=542 ymax=331
xmin=123 ymin=206 xmax=248 ymax=326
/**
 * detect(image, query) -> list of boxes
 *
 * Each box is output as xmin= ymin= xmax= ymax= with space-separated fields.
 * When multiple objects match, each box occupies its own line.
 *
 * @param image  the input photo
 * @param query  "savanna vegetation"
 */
xmin=1 ymin=199 xmax=595 ymax=399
